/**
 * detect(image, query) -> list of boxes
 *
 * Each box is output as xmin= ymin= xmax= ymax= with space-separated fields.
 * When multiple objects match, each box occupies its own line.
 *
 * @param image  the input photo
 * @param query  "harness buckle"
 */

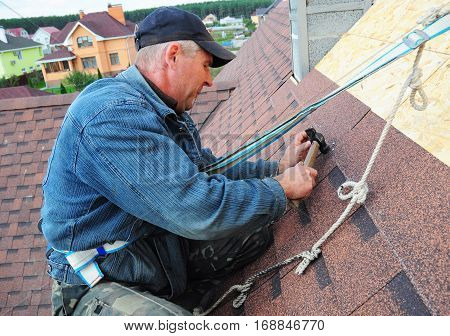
xmin=403 ymin=29 xmax=430 ymax=49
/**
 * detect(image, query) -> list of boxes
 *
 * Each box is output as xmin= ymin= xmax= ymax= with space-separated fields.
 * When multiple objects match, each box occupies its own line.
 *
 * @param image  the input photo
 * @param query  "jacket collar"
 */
xmin=118 ymin=65 xmax=177 ymax=120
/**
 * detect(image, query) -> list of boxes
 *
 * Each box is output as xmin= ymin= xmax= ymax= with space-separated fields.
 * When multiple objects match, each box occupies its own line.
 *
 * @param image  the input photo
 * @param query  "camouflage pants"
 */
xmin=51 ymin=225 xmax=273 ymax=316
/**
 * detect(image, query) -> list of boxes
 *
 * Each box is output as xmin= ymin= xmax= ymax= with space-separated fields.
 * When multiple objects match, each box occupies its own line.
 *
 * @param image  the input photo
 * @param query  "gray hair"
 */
xmin=134 ymin=40 xmax=201 ymax=70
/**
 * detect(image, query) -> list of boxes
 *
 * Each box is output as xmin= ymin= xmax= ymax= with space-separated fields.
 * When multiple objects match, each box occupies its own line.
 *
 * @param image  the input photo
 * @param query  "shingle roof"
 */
xmin=0 ymin=93 xmax=78 ymax=315
xmin=193 ymin=0 xmax=447 ymax=316
xmin=0 ymin=0 xmax=447 ymax=317
xmin=0 ymin=86 xmax=53 ymax=100
xmin=0 ymin=35 xmax=42 ymax=52
xmin=189 ymin=80 xmax=238 ymax=129
xmin=77 ymin=12 xmax=135 ymax=38
xmin=39 ymin=27 xmax=59 ymax=34
xmin=51 ymin=12 xmax=135 ymax=46
xmin=5 ymin=28 xmax=27 ymax=37
xmin=50 ymin=22 xmax=76 ymax=45
xmin=37 ymin=48 xmax=75 ymax=62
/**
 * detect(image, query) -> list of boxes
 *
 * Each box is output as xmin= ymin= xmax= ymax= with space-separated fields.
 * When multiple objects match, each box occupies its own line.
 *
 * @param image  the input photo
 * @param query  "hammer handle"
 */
xmin=290 ymin=141 xmax=319 ymax=208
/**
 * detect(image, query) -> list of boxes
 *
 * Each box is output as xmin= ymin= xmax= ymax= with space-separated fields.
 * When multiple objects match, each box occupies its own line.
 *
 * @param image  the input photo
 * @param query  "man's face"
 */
xmin=173 ymin=47 xmax=213 ymax=113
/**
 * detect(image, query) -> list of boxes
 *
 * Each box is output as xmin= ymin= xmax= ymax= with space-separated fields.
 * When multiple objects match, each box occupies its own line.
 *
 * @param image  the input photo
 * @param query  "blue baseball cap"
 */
xmin=135 ymin=7 xmax=236 ymax=68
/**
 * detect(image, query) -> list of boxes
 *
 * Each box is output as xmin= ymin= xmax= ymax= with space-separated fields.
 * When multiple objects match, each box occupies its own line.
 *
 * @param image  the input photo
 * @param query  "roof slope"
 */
xmin=0 ymin=86 xmax=53 ymax=100
xmin=51 ymin=12 xmax=135 ymax=45
xmin=316 ymin=0 xmax=449 ymax=165
xmin=0 ymin=93 xmax=78 ymax=315
xmin=0 ymin=0 xmax=447 ymax=317
xmin=37 ymin=48 xmax=75 ymax=63
xmin=39 ymin=27 xmax=59 ymax=34
xmin=194 ymin=0 xmax=448 ymax=316
xmin=0 ymin=35 xmax=42 ymax=52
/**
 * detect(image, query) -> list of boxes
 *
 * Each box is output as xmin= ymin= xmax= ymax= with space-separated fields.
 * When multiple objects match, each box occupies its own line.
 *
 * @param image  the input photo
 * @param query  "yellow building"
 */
xmin=37 ymin=4 xmax=137 ymax=88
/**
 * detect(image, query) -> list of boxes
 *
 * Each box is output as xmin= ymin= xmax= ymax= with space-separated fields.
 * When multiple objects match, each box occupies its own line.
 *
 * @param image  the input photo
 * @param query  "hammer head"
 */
xmin=305 ymin=128 xmax=330 ymax=154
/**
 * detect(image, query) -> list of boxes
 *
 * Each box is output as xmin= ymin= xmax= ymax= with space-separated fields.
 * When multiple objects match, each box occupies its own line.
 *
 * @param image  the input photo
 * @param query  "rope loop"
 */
xmin=232 ymin=283 xmax=252 ymax=308
xmin=408 ymin=67 xmax=428 ymax=111
xmin=338 ymin=181 xmax=369 ymax=204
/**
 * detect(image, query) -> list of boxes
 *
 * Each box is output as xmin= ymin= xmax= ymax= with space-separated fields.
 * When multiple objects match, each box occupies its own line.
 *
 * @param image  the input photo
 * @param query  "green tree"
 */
xmin=65 ymin=71 xmax=97 ymax=92
xmin=60 ymin=83 xmax=67 ymax=94
xmin=97 ymin=68 xmax=103 ymax=79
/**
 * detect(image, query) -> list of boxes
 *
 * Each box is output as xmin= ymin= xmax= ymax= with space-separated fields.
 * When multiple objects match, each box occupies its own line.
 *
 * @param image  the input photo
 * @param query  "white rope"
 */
xmin=193 ymin=7 xmax=440 ymax=316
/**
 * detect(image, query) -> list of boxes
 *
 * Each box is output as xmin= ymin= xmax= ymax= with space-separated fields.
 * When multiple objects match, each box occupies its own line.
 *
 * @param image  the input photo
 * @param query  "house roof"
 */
xmin=51 ymin=12 xmax=135 ymax=46
xmin=0 ymin=0 xmax=447 ymax=317
xmin=36 ymin=48 xmax=75 ymax=63
xmin=0 ymin=93 xmax=78 ymax=315
xmin=0 ymin=86 xmax=53 ymax=100
xmin=191 ymin=0 xmax=447 ymax=316
xmin=0 ymin=35 xmax=42 ymax=52
xmin=5 ymin=28 xmax=27 ymax=37
xmin=39 ymin=27 xmax=59 ymax=35
xmin=188 ymin=80 xmax=238 ymax=129
xmin=254 ymin=8 xmax=268 ymax=16
xmin=50 ymin=22 xmax=76 ymax=45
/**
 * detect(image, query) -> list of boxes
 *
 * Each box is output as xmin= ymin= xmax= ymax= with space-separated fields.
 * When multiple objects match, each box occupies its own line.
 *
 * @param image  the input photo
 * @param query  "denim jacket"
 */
xmin=41 ymin=65 xmax=287 ymax=298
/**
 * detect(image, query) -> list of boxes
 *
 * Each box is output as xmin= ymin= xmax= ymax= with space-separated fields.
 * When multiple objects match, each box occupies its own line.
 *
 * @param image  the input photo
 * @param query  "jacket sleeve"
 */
xmin=75 ymin=102 xmax=287 ymax=240
xmin=200 ymin=147 xmax=279 ymax=180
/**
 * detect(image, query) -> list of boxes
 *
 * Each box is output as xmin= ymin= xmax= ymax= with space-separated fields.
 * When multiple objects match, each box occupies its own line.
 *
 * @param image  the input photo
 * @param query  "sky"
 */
xmin=0 ymin=0 xmax=216 ymax=19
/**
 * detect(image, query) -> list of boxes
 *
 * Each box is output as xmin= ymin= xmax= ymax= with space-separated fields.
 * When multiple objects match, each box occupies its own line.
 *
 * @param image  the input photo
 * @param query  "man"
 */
xmin=41 ymin=7 xmax=317 ymax=316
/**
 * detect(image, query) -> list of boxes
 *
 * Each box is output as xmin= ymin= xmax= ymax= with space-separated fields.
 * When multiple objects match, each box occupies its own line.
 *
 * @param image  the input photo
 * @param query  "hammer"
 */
xmin=291 ymin=128 xmax=330 ymax=208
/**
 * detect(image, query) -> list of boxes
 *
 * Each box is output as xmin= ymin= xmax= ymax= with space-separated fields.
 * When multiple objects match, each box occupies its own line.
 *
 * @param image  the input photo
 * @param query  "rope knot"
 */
xmin=338 ymin=181 xmax=368 ymax=204
xmin=294 ymin=248 xmax=321 ymax=275
xmin=232 ymin=283 xmax=252 ymax=308
xmin=408 ymin=66 xmax=428 ymax=111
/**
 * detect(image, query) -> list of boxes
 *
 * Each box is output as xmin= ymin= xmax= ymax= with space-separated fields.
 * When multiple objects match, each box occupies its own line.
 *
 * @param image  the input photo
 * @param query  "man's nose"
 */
xmin=204 ymin=70 xmax=213 ymax=87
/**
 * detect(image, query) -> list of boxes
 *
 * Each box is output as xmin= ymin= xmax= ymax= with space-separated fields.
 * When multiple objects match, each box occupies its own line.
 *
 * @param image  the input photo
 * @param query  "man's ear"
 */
xmin=164 ymin=42 xmax=181 ymax=69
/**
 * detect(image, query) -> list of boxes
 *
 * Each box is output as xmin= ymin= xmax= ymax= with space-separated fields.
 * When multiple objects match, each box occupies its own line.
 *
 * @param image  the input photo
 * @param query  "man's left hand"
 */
xmin=278 ymin=131 xmax=311 ymax=174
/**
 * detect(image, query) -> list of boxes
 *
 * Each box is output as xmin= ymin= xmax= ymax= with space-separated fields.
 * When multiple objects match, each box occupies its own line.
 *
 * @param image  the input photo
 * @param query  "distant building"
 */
xmin=251 ymin=8 xmax=268 ymax=26
xmin=202 ymin=13 xmax=217 ymax=26
xmin=37 ymin=4 xmax=137 ymax=87
xmin=6 ymin=27 xmax=30 ymax=39
xmin=220 ymin=16 xmax=243 ymax=26
xmin=32 ymin=27 xmax=60 ymax=55
xmin=0 ymin=26 xmax=43 ymax=78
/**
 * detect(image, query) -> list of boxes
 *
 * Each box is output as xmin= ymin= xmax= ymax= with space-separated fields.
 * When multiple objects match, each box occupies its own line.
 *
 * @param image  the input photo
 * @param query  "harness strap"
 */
xmin=59 ymin=241 xmax=129 ymax=288
xmin=201 ymin=13 xmax=449 ymax=175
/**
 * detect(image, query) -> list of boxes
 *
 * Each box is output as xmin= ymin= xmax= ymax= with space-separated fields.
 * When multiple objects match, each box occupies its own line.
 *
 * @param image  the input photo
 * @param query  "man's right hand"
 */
xmin=274 ymin=162 xmax=318 ymax=200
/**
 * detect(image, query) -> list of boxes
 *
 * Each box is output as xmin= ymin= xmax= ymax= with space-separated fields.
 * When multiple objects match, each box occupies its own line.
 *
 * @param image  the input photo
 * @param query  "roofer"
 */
xmin=40 ymin=7 xmax=317 ymax=316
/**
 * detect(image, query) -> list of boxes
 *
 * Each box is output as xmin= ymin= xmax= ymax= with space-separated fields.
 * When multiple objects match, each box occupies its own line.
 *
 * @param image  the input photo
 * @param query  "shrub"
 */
xmin=65 ymin=71 xmax=97 ymax=91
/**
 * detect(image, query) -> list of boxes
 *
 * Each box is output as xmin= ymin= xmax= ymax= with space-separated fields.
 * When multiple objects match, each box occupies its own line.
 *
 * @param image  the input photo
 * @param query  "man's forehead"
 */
xmin=198 ymin=48 xmax=213 ymax=66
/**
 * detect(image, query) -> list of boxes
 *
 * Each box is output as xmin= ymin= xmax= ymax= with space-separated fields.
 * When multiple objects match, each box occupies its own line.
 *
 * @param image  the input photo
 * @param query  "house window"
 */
xmin=44 ymin=62 xmax=60 ymax=73
xmin=77 ymin=36 xmax=93 ymax=48
xmin=109 ymin=53 xmax=119 ymax=65
xmin=82 ymin=56 xmax=97 ymax=69
xmin=13 ymin=50 xmax=23 ymax=59
xmin=62 ymin=61 xmax=70 ymax=70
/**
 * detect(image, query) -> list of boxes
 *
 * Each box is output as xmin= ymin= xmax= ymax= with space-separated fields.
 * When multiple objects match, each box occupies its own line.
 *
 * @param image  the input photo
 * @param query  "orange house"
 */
xmin=37 ymin=4 xmax=137 ymax=88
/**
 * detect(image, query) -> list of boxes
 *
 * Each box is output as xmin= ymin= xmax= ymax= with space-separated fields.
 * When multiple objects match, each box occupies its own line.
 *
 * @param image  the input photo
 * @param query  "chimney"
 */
xmin=107 ymin=4 xmax=126 ymax=25
xmin=79 ymin=10 xmax=85 ymax=19
xmin=289 ymin=0 xmax=373 ymax=81
xmin=0 ymin=26 xmax=8 ymax=44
